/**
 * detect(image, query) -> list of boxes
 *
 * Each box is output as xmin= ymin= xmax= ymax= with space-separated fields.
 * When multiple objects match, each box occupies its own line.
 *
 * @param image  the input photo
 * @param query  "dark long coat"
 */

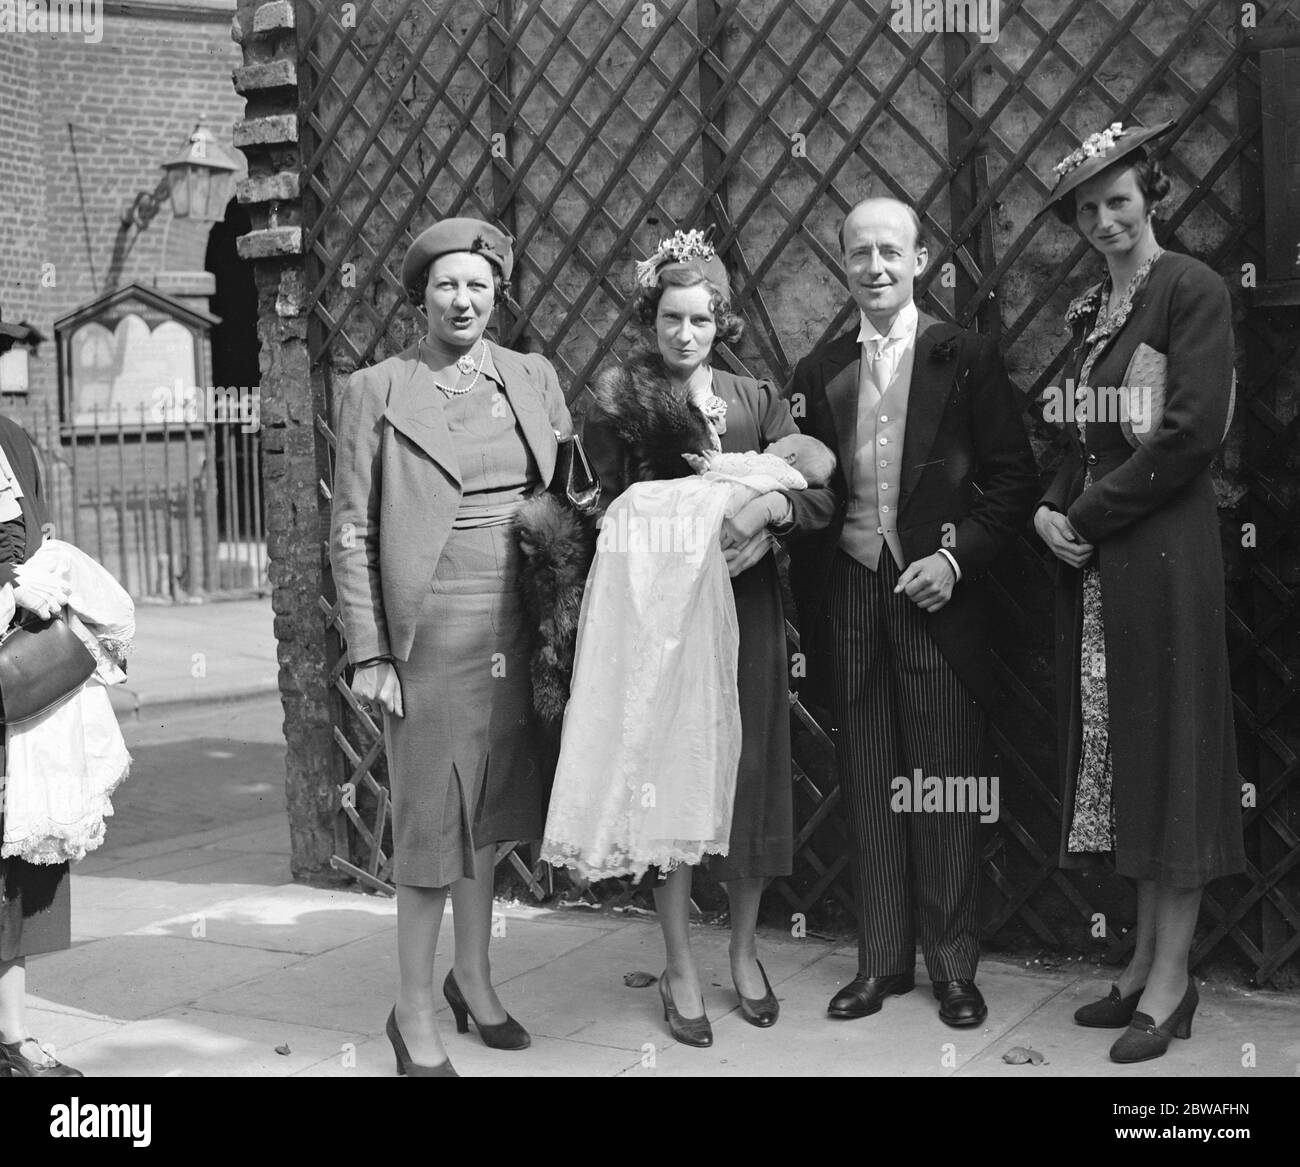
xmin=1042 ymin=251 xmax=1245 ymax=887
xmin=0 ymin=415 xmax=71 ymax=960
xmin=581 ymin=358 xmax=836 ymax=879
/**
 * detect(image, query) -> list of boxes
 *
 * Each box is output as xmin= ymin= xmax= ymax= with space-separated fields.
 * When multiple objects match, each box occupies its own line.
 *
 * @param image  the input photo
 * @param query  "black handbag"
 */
xmin=0 ymin=613 xmax=97 ymax=725
xmin=551 ymin=433 xmax=601 ymax=516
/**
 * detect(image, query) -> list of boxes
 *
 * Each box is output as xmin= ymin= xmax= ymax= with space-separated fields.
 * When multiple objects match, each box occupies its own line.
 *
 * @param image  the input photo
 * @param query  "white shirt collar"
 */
xmin=856 ymin=300 xmax=919 ymax=348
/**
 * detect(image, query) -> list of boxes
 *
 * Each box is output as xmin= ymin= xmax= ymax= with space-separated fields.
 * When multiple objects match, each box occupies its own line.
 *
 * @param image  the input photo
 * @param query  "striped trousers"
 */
xmin=827 ymin=549 xmax=985 ymax=981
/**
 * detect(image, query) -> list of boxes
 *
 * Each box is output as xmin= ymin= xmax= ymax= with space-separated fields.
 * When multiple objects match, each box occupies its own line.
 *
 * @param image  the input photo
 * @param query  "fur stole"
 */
xmin=514 ymin=492 xmax=596 ymax=731
xmin=589 ymin=350 xmax=715 ymax=482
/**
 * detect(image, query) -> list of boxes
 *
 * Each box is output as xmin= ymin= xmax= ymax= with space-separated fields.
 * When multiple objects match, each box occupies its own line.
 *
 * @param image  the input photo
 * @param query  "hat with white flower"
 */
xmin=1041 ymin=118 xmax=1175 ymax=215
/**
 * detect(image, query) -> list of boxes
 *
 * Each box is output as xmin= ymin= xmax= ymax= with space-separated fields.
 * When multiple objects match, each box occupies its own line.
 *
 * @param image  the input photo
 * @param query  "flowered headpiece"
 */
xmin=634 ymin=228 xmax=730 ymax=299
xmin=1053 ymin=123 xmax=1127 ymax=179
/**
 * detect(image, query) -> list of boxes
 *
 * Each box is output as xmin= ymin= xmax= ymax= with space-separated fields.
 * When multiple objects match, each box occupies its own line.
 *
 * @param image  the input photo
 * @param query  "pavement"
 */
xmin=19 ymin=596 xmax=1300 ymax=1078
xmin=108 ymin=596 xmax=280 ymax=720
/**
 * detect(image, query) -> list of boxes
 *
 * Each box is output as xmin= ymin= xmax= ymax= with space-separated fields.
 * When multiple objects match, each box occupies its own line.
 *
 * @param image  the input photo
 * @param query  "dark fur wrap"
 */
xmin=515 ymin=351 xmax=714 ymax=727
xmin=588 ymin=350 xmax=715 ymax=482
xmin=514 ymin=492 xmax=596 ymax=729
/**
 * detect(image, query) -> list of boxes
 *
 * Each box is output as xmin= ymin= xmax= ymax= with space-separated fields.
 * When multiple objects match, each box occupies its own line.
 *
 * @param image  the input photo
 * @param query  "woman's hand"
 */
xmin=1034 ymin=504 xmax=1094 ymax=568
xmin=11 ymin=563 xmax=71 ymax=619
xmin=722 ymin=529 xmax=773 ymax=577
xmin=722 ymin=491 xmax=790 ymax=545
xmin=720 ymin=492 xmax=787 ymax=577
xmin=351 ymin=661 xmax=404 ymax=718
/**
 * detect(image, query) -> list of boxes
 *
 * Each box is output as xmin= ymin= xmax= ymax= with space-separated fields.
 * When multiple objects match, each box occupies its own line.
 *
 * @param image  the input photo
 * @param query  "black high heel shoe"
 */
xmin=660 ymin=970 xmax=713 ymax=1047
xmin=733 ymin=959 xmax=779 ymax=1028
xmin=1074 ymin=982 xmax=1143 ymax=1028
xmin=386 ymin=1007 xmax=458 ymax=1077
xmin=443 ymin=971 xmax=531 ymax=1050
xmin=0 ymin=1038 xmax=83 ymax=1077
xmin=1109 ymin=979 xmax=1198 ymax=1064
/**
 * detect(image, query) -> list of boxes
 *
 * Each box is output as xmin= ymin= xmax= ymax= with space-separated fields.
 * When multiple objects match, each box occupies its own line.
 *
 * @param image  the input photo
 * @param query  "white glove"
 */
xmin=12 ymin=562 xmax=71 ymax=619
xmin=0 ymin=582 xmax=15 ymax=628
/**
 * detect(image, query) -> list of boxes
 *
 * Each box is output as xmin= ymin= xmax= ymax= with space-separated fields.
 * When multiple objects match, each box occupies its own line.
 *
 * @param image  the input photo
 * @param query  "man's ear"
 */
xmin=914 ymin=247 xmax=929 ymax=277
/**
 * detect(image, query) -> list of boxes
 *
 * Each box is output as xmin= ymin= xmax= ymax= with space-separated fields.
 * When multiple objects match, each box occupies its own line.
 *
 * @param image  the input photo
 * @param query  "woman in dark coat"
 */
xmin=330 ymin=219 xmax=575 ymax=1076
xmin=0 ymin=414 xmax=81 ymax=1076
xmin=1034 ymin=121 xmax=1244 ymax=1063
xmin=572 ymin=233 xmax=835 ymax=1044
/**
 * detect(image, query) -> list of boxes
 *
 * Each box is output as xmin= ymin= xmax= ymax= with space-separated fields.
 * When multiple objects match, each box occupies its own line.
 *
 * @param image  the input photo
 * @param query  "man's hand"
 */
xmin=894 ymin=552 xmax=956 ymax=612
xmin=1034 ymin=504 xmax=1094 ymax=568
xmin=350 ymin=661 xmax=404 ymax=718
xmin=12 ymin=563 xmax=71 ymax=620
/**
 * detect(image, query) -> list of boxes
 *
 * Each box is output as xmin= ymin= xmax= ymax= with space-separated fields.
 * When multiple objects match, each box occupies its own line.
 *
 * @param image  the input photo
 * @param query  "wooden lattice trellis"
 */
xmin=296 ymin=0 xmax=1300 ymax=984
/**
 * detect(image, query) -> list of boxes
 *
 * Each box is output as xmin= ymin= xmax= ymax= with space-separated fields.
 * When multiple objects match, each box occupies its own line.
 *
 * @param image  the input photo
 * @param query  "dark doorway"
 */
xmin=205 ymin=198 xmax=265 ymax=589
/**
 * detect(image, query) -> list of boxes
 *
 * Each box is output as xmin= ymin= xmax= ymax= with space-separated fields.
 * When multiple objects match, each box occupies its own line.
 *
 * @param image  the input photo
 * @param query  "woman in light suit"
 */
xmin=330 ymin=219 xmax=574 ymax=1076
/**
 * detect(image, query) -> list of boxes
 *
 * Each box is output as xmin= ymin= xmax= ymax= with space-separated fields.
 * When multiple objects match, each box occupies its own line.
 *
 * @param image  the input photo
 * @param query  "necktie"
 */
xmin=864 ymin=338 xmax=887 ymax=398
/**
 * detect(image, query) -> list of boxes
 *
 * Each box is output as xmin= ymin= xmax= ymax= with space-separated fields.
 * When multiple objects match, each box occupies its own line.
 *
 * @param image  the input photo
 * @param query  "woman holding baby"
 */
xmin=541 ymin=230 xmax=836 ymax=1044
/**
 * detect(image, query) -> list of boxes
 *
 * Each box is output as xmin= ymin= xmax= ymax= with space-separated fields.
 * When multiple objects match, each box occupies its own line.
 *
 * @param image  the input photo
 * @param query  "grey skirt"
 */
xmin=384 ymin=523 xmax=543 ymax=887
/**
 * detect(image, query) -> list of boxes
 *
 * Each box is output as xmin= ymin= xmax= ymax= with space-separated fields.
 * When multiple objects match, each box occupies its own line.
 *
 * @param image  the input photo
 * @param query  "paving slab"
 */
xmin=963 ymin=973 xmax=1300 ymax=1078
xmin=56 ymin=1008 xmax=366 ymax=1078
xmin=296 ymin=1031 xmax=643 ymax=1078
xmin=77 ymin=814 xmax=287 ymax=871
xmin=27 ymin=935 xmax=300 ymax=1021
xmin=111 ymin=598 xmax=277 ymax=717
xmin=189 ymin=910 xmax=621 ymax=1033
xmin=23 ymin=1001 xmax=126 ymax=1065
xmin=625 ymin=948 xmax=1087 ymax=1076
xmin=500 ymin=918 xmax=833 ymax=1052
xmin=132 ymin=884 xmax=399 ymax=955
xmin=70 ymin=853 xmax=293 ymax=940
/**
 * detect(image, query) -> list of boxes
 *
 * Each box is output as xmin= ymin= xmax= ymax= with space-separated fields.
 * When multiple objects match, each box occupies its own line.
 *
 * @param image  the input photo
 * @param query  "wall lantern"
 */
xmin=122 ymin=118 xmax=240 ymax=232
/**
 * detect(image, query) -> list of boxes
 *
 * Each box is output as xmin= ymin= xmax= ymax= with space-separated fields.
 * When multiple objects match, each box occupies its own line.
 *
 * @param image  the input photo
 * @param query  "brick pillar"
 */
xmin=231 ymin=0 xmax=343 ymax=883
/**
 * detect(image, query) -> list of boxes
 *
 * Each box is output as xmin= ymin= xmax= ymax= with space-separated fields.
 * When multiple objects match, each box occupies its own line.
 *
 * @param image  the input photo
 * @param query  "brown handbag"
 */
xmin=551 ymin=433 xmax=601 ymax=516
xmin=0 ymin=614 xmax=97 ymax=725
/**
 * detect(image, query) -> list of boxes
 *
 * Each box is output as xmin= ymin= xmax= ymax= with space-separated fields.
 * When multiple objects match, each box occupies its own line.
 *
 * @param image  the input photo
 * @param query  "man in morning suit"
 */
xmin=789 ymin=198 xmax=1038 ymax=1026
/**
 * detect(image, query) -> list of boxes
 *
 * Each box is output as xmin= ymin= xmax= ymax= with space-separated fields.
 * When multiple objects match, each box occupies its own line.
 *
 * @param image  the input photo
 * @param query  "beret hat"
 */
xmin=1040 ymin=119 xmax=1175 ymax=216
xmin=401 ymin=217 xmax=514 ymax=288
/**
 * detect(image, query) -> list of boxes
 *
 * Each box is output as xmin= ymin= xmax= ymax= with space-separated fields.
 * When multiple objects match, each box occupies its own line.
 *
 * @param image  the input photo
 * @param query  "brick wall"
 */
xmin=0 ymin=3 xmax=245 ymax=432
xmin=0 ymin=36 xmax=50 ymax=394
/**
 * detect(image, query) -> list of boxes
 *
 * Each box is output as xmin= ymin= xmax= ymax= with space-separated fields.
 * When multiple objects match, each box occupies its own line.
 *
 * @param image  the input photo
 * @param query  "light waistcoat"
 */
xmin=839 ymin=314 xmax=917 ymax=570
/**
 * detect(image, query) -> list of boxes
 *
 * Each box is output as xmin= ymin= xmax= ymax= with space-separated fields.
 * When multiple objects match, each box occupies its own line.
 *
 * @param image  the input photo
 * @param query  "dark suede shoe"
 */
xmin=932 ymin=979 xmax=988 ymax=1027
xmin=1074 ymin=983 xmax=1142 ymax=1029
xmin=827 ymin=972 xmax=915 ymax=1019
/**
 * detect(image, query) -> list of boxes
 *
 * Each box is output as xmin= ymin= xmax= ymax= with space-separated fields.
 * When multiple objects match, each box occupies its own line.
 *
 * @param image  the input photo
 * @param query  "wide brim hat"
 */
xmin=401 ymin=217 xmax=514 ymax=289
xmin=1040 ymin=118 xmax=1176 ymax=215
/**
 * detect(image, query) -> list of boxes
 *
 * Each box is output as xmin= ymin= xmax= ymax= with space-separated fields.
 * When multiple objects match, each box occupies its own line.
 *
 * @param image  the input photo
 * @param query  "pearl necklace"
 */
xmin=424 ymin=340 xmax=485 ymax=396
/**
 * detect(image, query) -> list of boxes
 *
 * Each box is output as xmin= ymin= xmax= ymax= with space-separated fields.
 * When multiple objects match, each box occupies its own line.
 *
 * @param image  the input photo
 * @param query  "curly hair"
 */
xmin=633 ymin=266 xmax=744 ymax=346
xmin=405 ymin=255 xmax=511 ymax=310
xmin=1053 ymin=155 xmax=1172 ymax=225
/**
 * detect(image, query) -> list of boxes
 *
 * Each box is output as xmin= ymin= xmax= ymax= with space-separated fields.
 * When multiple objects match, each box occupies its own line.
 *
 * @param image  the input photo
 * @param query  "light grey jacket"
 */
xmin=329 ymin=340 xmax=573 ymax=663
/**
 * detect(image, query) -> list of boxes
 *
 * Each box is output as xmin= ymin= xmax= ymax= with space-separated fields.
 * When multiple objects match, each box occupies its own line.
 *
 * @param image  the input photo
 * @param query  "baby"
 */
xmin=683 ymin=433 xmax=836 ymax=516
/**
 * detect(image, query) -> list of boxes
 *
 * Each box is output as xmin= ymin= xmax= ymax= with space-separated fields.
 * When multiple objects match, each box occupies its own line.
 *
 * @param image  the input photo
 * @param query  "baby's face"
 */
xmin=767 ymin=434 xmax=836 ymax=488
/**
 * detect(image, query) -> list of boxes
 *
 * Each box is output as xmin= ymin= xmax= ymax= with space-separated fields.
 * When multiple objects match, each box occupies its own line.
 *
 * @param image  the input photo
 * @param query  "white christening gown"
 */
xmin=540 ymin=477 xmax=741 ymax=879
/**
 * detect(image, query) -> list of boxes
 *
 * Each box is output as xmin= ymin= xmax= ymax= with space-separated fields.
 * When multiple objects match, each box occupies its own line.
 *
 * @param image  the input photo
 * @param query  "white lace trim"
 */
xmin=540 ymin=838 xmax=730 ymax=882
xmin=1 ymin=757 xmax=129 ymax=865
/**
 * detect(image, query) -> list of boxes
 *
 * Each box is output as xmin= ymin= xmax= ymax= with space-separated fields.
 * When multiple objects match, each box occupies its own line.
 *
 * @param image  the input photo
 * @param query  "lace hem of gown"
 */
xmin=1 ymin=758 xmax=129 ymax=865
xmin=540 ymin=478 xmax=741 ymax=882
xmin=539 ymin=838 xmax=729 ymax=882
